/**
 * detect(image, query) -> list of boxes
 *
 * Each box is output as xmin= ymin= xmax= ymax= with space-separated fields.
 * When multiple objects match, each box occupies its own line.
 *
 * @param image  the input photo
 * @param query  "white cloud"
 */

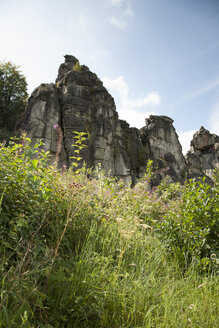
xmin=123 ymin=6 xmax=134 ymax=17
xmin=109 ymin=0 xmax=134 ymax=29
xmin=78 ymin=16 xmax=87 ymax=30
xmin=102 ymin=76 xmax=161 ymax=128
xmin=209 ymin=105 xmax=219 ymax=135
xmin=110 ymin=17 xmax=127 ymax=30
xmin=109 ymin=0 xmax=124 ymax=6
xmin=177 ymin=130 xmax=196 ymax=154
xmin=90 ymin=50 xmax=111 ymax=61
xmin=126 ymin=93 xmax=160 ymax=108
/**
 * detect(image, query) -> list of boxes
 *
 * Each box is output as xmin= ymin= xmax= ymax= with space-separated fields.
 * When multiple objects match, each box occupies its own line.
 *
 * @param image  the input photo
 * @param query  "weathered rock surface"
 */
xmin=22 ymin=55 xmax=219 ymax=185
xmin=140 ymin=115 xmax=188 ymax=184
xmin=186 ymin=126 xmax=219 ymax=181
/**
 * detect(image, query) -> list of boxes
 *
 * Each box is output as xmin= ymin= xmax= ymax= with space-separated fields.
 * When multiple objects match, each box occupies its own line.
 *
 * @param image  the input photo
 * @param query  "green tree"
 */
xmin=0 ymin=61 xmax=28 ymax=140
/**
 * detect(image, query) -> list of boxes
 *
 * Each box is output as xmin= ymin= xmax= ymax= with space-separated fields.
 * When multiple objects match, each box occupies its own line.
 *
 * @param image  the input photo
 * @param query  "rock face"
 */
xmin=140 ymin=115 xmax=187 ymax=184
xmin=22 ymin=55 xmax=219 ymax=185
xmin=186 ymin=126 xmax=219 ymax=181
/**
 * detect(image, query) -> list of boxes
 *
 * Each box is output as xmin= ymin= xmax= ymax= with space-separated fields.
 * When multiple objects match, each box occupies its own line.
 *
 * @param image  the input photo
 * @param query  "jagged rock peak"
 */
xmin=185 ymin=126 xmax=219 ymax=182
xmin=190 ymin=126 xmax=219 ymax=151
xmin=141 ymin=114 xmax=187 ymax=184
xmin=145 ymin=115 xmax=174 ymax=127
xmin=56 ymin=55 xmax=79 ymax=83
xmin=64 ymin=54 xmax=79 ymax=63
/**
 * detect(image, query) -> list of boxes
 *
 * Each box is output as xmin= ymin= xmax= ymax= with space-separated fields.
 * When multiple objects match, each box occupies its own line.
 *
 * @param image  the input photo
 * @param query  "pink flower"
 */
xmin=53 ymin=124 xmax=59 ymax=130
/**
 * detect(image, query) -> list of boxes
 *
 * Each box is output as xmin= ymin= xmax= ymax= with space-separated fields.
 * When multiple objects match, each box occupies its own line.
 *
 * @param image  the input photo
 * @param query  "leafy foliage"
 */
xmin=0 ymin=135 xmax=218 ymax=327
xmin=0 ymin=61 xmax=28 ymax=140
xmin=71 ymin=131 xmax=88 ymax=171
xmin=156 ymin=176 xmax=219 ymax=271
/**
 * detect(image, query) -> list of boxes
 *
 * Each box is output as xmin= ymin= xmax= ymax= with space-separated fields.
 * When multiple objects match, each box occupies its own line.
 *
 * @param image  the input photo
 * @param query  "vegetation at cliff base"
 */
xmin=0 ymin=136 xmax=218 ymax=327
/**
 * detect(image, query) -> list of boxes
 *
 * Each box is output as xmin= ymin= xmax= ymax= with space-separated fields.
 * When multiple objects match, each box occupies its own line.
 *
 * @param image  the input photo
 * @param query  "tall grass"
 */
xmin=0 ymin=136 xmax=218 ymax=327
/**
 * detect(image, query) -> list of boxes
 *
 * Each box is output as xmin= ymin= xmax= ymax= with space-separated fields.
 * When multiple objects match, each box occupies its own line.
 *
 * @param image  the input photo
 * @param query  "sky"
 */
xmin=0 ymin=0 xmax=219 ymax=153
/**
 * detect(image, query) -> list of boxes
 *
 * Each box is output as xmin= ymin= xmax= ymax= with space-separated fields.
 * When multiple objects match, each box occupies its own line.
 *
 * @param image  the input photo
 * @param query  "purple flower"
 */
xmin=53 ymin=124 xmax=59 ymax=130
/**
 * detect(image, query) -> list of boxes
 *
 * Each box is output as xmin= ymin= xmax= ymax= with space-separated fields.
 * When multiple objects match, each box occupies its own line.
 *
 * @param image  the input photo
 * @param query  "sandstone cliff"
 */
xmin=186 ymin=126 xmax=219 ymax=182
xmin=22 ymin=55 xmax=219 ymax=185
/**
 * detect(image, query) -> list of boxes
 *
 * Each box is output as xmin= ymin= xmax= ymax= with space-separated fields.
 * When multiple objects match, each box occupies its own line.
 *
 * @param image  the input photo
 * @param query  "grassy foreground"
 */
xmin=0 ymin=137 xmax=218 ymax=327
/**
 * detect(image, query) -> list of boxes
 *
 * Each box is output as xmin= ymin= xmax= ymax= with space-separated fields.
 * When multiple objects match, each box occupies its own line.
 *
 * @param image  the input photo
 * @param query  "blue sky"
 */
xmin=0 ymin=0 xmax=219 ymax=153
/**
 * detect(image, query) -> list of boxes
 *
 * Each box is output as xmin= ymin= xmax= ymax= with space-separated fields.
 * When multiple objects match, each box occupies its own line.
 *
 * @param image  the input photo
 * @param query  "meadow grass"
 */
xmin=0 ymin=137 xmax=218 ymax=327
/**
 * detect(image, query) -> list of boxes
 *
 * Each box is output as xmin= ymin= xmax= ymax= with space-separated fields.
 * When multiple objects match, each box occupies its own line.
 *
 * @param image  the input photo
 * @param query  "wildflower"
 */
xmin=53 ymin=123 xmax=59 ymax=130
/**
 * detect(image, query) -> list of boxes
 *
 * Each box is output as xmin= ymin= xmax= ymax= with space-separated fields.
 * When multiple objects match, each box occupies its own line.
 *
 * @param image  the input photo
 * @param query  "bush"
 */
xmin=156 ymin=174 xmax=219 ymax=271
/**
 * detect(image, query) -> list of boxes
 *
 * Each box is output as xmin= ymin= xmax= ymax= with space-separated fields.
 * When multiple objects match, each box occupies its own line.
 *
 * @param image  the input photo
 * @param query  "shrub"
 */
xmin=156 ymin=174 xmax=219 ymax=271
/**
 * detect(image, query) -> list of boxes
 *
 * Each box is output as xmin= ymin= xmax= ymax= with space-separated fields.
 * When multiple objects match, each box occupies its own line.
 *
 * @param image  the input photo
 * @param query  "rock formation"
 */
xmin=22 ymin=55 xmax=219 ymax=185
xmin=186 ymin=126 xmax=219 ymax=182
